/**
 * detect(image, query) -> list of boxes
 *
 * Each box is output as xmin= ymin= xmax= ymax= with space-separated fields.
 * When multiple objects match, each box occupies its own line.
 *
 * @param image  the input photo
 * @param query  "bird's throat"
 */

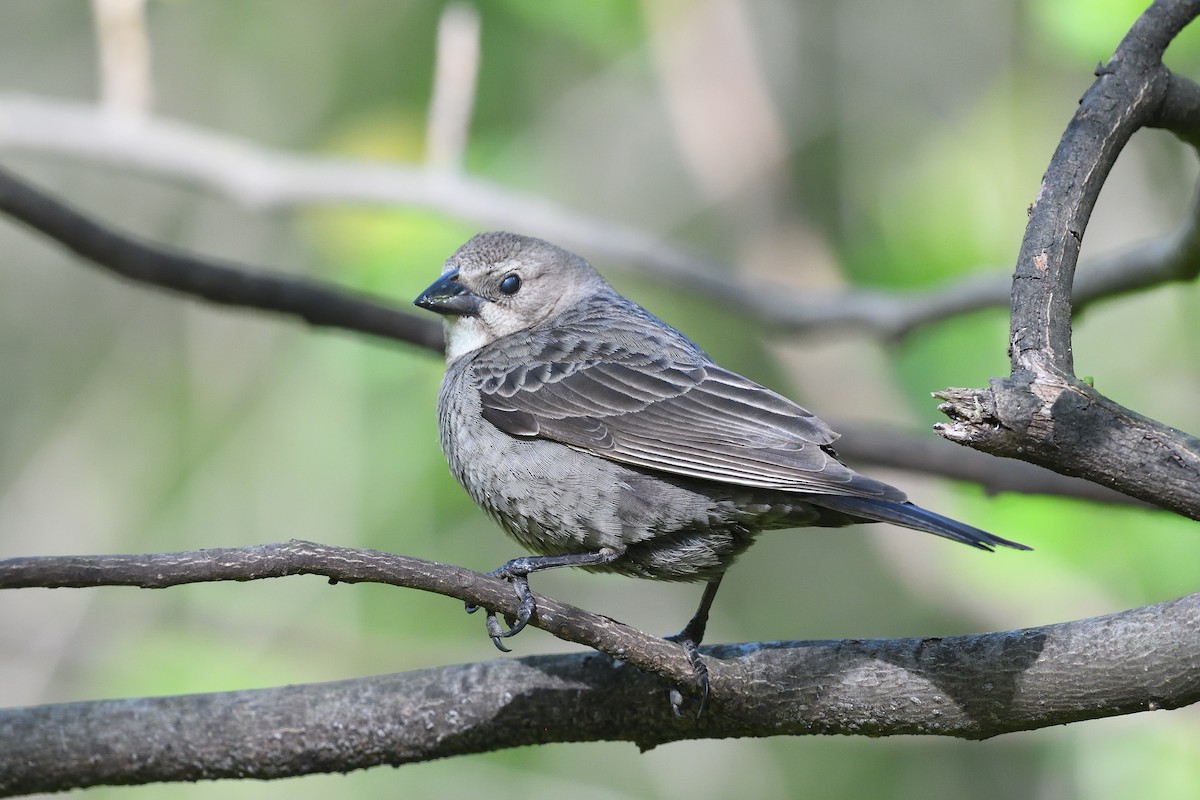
xmin=443 ymin=317 xmax=493 ymax=362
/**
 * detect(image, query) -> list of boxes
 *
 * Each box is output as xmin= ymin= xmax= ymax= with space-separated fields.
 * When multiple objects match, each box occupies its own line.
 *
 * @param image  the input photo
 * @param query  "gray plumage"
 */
xmin=415 ymin=232 xmax=1028 ymax=667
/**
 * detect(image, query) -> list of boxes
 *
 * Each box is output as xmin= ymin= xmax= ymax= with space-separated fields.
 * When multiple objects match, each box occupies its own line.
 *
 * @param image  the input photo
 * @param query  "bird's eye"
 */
xmin=499 ymin=274 xmax=522 ymax=295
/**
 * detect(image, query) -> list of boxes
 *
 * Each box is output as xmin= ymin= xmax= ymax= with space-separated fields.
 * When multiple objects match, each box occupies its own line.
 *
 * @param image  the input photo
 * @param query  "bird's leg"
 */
xmin=467 ymin=547 xmax=624 ymax=650
xmin=665 ymin=575 xmax=724 ymax=717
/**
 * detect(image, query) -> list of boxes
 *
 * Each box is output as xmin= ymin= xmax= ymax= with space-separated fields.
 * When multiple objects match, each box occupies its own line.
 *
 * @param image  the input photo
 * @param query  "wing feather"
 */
xmin=472 ymin=299 xmax=905 ymax=501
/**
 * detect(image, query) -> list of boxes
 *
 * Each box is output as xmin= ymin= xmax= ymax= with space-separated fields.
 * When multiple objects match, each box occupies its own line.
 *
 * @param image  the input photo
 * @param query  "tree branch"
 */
xmin=0 ymin=96 xmax=738 ymax=296
xmin=936 ymin=0 xmax=1200 ymax=519
xmin=2 ymin=95 xmax=1199 ymax=339
xmin=833 ymin=423 xmax=1148 ymax=507
xmin=1 ymin=542 xmax=1197 ymax=795
xmin=0 ymin=541 xmax=699 ymax=690
xmin=0 ymin=164 xmax=443 ymax=351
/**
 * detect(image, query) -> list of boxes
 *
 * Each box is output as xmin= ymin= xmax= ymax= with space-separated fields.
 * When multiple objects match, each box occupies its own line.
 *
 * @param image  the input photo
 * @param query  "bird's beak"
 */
xmin=413 ymin=269 xmax=481 ymax=317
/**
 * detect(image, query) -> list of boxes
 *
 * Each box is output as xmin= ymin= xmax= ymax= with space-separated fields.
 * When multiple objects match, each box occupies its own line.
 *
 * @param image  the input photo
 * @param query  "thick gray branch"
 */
xmin=2 ymin=590 xmax=1196 ymax=796
xmin=936 ymin=0 xmax=1200 ymax=519
xmin=833 ymin=423 xmax=1147 ymax=507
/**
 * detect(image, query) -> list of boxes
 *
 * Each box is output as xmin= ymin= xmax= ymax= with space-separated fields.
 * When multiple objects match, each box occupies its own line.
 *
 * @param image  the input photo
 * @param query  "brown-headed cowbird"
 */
xmin=415 ymin=231 xmax=1028 ymax=698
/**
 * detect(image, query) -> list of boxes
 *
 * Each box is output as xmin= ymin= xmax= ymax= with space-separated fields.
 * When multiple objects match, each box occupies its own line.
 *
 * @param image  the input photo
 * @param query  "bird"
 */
xmin=414 ymin=231 xmax=1029 ymax=705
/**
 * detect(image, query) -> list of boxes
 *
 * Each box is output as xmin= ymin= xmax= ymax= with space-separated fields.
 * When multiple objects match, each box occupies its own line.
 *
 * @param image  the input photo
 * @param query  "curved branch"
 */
xmin=2 ymin=96 xmax=1199 ymax=340
xmin=1011 ymin=3 xmax=1190 ymax=369
xmin=0 ymin=543 xmax=1195 ymax=795
xmin=0 ymin=7 xmax=1197 ymax=795
xmin=1071 ymin=172 xmax=1200 ymax=313
xmin=0 ymin=541 xmax=698 ymax=691
xmin=833 ymin=423 xmax=1148 ymax=507
xmin=936 ymin=0 xmax=1200 ymax=519
xmin=0 ymin=165 xmax=444 ymax=351
xmin=0 ymin=96 xmax=736 ymax=292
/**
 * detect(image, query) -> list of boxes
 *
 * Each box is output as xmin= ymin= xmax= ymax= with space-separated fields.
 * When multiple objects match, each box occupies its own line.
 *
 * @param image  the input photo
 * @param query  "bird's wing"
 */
xmin=472 ymin=329 xmax=905 ymax=500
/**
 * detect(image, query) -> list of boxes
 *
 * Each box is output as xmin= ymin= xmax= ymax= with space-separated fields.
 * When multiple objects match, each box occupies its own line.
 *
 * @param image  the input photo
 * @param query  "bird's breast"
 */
xmin=435 ymin=354 xmax=800 ymax=582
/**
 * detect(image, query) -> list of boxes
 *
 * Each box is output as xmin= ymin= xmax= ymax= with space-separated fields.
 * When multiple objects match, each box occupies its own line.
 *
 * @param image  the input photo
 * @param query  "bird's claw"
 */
xmin=465 ymin=567 xmax=537 ymax=651
xmin=665 ymin=632 xmax=711 ymax=719
xmin=485 ymin=612 xmax=513 ymax=652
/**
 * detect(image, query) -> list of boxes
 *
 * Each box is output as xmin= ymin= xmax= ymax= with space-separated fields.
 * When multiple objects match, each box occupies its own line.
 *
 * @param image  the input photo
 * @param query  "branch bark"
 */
xmin=0 ymin=541 xmax=698 ymax=690
xmin=2 ymin=542 xmax=1197 ymax=796
xmin=833 ymin=423 xmax=1148 ymax=507
xmin=936 ymin=0 xmax=1200 ymax=519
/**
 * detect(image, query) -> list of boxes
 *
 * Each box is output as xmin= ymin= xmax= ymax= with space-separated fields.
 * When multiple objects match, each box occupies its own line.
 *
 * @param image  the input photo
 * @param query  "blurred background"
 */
xmin=1 ymin=0 xmax=1199 ymax=798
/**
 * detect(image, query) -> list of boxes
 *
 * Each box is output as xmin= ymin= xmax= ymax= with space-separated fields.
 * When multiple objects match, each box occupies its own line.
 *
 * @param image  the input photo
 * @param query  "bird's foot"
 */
xmin=465 ymin=550 xmax=622 ymax=652
xmin=465 ymin=562 xmax=537 ymax=651
xmin=665 ymin=631 xmax=710 ymax=719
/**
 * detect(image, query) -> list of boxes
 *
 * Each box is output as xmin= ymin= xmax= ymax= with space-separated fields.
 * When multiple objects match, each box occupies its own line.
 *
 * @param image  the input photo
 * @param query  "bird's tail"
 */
xmin=810 ymin=496 xmax=1031 ymax=552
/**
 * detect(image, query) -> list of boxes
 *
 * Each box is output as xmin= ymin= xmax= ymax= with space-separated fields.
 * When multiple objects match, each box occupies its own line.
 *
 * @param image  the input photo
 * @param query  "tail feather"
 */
xmin=811 ymin=496 xmax=1031 ymax=552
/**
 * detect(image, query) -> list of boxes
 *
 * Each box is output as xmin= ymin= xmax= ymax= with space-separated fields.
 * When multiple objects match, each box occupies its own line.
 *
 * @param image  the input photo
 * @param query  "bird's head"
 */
xmin=414 ymin=232 xmax=610 ymax=361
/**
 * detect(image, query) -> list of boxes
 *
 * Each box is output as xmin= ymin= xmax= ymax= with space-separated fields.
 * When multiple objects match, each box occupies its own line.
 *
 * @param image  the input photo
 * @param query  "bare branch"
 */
xmin=0 ymin=541 xmax=699 ymax=690
xmin=2 ymin=96 xmax=1198 ymax=340
xmin=0 ymin=95 xmax=732 ymax=291
xmin=1 ymin=553 xmax=1196 ymax=795
xmin=936 ymin=0 xmax=1200 ymax=519
xmin=833 ymin=423 xmax=1149 ymax=507
xmin=0 ymin=165 xmax=444 ymax=351
xmin=1149 ymin=55 xmax=1200 ymax=144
